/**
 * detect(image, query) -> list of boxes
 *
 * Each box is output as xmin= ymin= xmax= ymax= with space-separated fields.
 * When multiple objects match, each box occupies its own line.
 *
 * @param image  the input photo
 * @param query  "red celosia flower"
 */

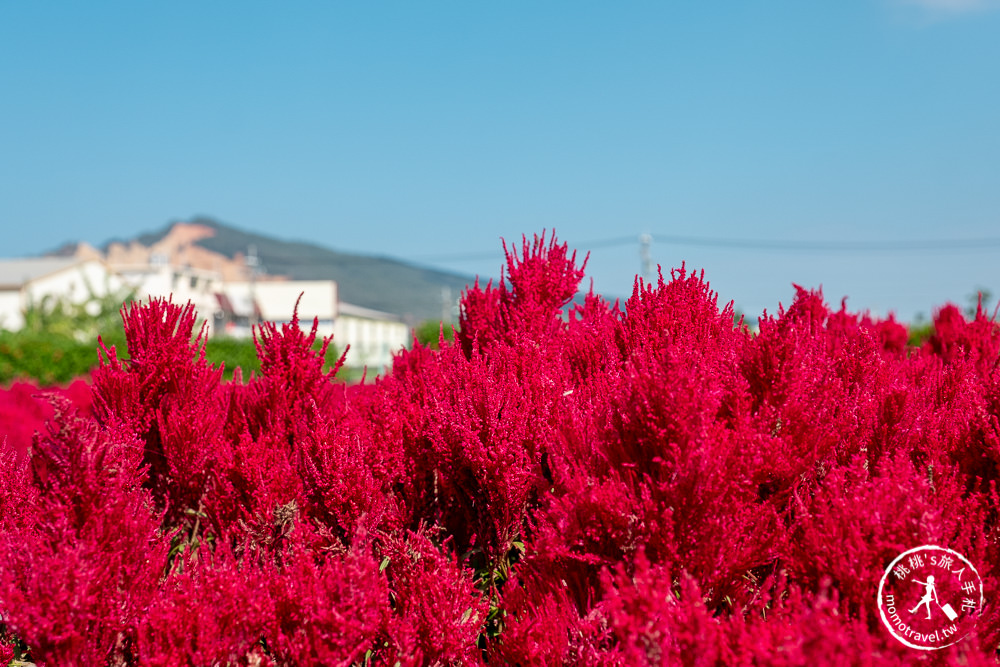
xmin=3 ymin=232 xmax=1000 ymax=665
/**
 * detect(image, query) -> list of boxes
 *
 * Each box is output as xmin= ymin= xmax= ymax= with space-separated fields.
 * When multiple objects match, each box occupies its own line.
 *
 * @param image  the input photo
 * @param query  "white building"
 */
xmin=1 ymin=255 xmax=411 ymax=375
xmin=220 ymin=280 xmax=338 ymax=339
xmin=334 ymin=302 xmax=411 ymax=372
xmin=0 ymin=257 xmax=125 ymax=333
xmin=221 ymin=280 xmax=410 ymax=372
xmin=113 ymin=259 xmax=224 ymax=334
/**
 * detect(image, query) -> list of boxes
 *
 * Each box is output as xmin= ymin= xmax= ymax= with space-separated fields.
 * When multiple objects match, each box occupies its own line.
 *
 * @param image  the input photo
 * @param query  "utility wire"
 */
xmin=649 ymin=234 xmax=1000 ymax=252
xmin=415 ymin=235 xmax=636 ymax=262
xmin=417 ymin=233 xmax=1000 ymax=263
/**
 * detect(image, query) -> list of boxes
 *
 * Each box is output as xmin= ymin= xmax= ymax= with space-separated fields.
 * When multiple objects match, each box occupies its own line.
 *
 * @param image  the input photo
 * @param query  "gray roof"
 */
xmin=0 ymin=257 xmax=87 ymax=288
xmin=338 ymin=301 xmax=403 ymax=322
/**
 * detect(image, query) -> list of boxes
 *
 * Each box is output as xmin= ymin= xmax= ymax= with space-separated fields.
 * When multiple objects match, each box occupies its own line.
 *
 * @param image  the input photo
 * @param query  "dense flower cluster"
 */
xmin=0 ymin=379 xmax=91 ymax=458
xmin=1 ymin=232 xmax=999 ymax=665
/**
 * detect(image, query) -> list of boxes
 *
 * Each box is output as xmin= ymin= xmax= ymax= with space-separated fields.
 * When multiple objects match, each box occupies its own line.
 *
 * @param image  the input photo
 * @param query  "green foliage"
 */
xmin=414 ymin=320 xmax=456 ymax=350
xmin=965 ymin=287 xmax=994 ymax=320
xmin=1 ymin=286 xmax=131 ymax=385
xmin=0 ymin=331 xmax=102 ymax=385
xmin=203 ymin=336 xmax=349 ymax=382
xmin=0 ymin=328 xmax=355 ymax=386
xmin=906 ymin=288 xmax=996 ymax=348
xmin=0 ymin=327 xmax=355 ymax=386
xmin=315 ymin=340 xmax=356 ymax=382
xmin=21 ymin=281 xmax=135 ymax=342
xmin=907 ymin=317 xmax=934 ymax=347
xmin=202 ymin=337 xmax=260 ymax=381
xmin=3 ymin=284 xmax=355 ymax=385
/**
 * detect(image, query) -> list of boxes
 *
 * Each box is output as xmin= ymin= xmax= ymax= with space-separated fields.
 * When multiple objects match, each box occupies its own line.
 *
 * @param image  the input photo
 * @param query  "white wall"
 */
xmin=24 ymin=260 xmax=125 ymax=307
xmin=117 ymin=264 xmax=224 ymax=335
xmin=333 ymin=308 xmax=410 ymax=372
xmin=257 ymin=281 xmax=338 ymax=332
xmin=0 ymin=292 xmax=23 ymax=330
xmin=0 ymin=260 xmax=124 ymax=332
xmin=222 ymin=280 xmax=338 ymax=338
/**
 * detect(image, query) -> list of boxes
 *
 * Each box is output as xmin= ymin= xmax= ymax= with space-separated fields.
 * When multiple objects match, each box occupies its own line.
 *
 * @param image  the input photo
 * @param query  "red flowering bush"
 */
xmin=0 ymin=379 xmax=92 ymax=458
xmin=2 ymin=231 xmax=1000 ymax=665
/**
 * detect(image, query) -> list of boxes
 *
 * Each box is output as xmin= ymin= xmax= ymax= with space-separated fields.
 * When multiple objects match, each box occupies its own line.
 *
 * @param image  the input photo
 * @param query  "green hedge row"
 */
xmin=0 ymin=328 xmax=364 ymax=386
xmin=0 ymin=331 xmax=120 ymax=385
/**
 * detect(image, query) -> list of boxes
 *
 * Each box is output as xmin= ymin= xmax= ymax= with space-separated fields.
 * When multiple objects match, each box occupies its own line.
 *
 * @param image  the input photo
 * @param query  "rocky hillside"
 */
xmin=57 ymin=217 xmax=476 ymax=325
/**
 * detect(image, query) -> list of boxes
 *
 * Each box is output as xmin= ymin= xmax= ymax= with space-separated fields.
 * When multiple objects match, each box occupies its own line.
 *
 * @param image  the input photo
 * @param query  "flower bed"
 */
xmin=1 ymin=233 xmax=998 ymax=665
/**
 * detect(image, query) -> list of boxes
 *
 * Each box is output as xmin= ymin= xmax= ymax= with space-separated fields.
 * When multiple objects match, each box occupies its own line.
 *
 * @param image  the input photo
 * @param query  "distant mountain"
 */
xmin=65 ymin=218 xmax=480 ymax=325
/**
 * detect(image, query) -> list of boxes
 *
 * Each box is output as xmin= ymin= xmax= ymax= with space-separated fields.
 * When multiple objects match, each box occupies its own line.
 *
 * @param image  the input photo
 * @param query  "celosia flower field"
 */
xmin=2 ymin=233 xmax=999 ymax=665
xmin=0 ymin=379 xmax=92 ymax=459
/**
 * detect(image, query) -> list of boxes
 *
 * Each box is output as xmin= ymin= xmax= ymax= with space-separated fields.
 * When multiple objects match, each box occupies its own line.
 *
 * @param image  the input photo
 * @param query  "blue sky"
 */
xmin=1 ymin=1 xmax=998 ymax=321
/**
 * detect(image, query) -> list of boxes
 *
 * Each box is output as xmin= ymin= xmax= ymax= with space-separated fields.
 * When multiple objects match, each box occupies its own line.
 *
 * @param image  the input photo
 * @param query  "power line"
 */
xmin=648 ymin=234 xmax=1000 ymax=252
xmin=416 ymin=233 xmax=1000 ymax=263
xmin=415 ymin=250 xmax=504 ymax=262
xmin=414 ymin=235 xmax=637 ymax=262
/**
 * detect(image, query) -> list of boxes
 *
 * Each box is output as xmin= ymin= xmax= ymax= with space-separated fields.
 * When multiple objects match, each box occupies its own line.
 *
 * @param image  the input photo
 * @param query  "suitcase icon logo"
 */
xmin=878 ymin=545 xmax=984 ymax=651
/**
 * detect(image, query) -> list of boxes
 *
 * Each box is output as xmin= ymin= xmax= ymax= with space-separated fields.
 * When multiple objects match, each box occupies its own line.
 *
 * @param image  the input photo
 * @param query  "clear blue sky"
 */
xmin=2 ymin=1 xmax=998 ymax=322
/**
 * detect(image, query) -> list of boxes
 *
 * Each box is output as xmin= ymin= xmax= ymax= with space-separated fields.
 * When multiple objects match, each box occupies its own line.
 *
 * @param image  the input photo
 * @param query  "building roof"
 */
xmin=0 ymin=257 xmax=88 ymax=289
xmin=338 ymin=301 xmax=403 ymax=323
xmin=223 ymin=280 xmax=337 ymax=322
